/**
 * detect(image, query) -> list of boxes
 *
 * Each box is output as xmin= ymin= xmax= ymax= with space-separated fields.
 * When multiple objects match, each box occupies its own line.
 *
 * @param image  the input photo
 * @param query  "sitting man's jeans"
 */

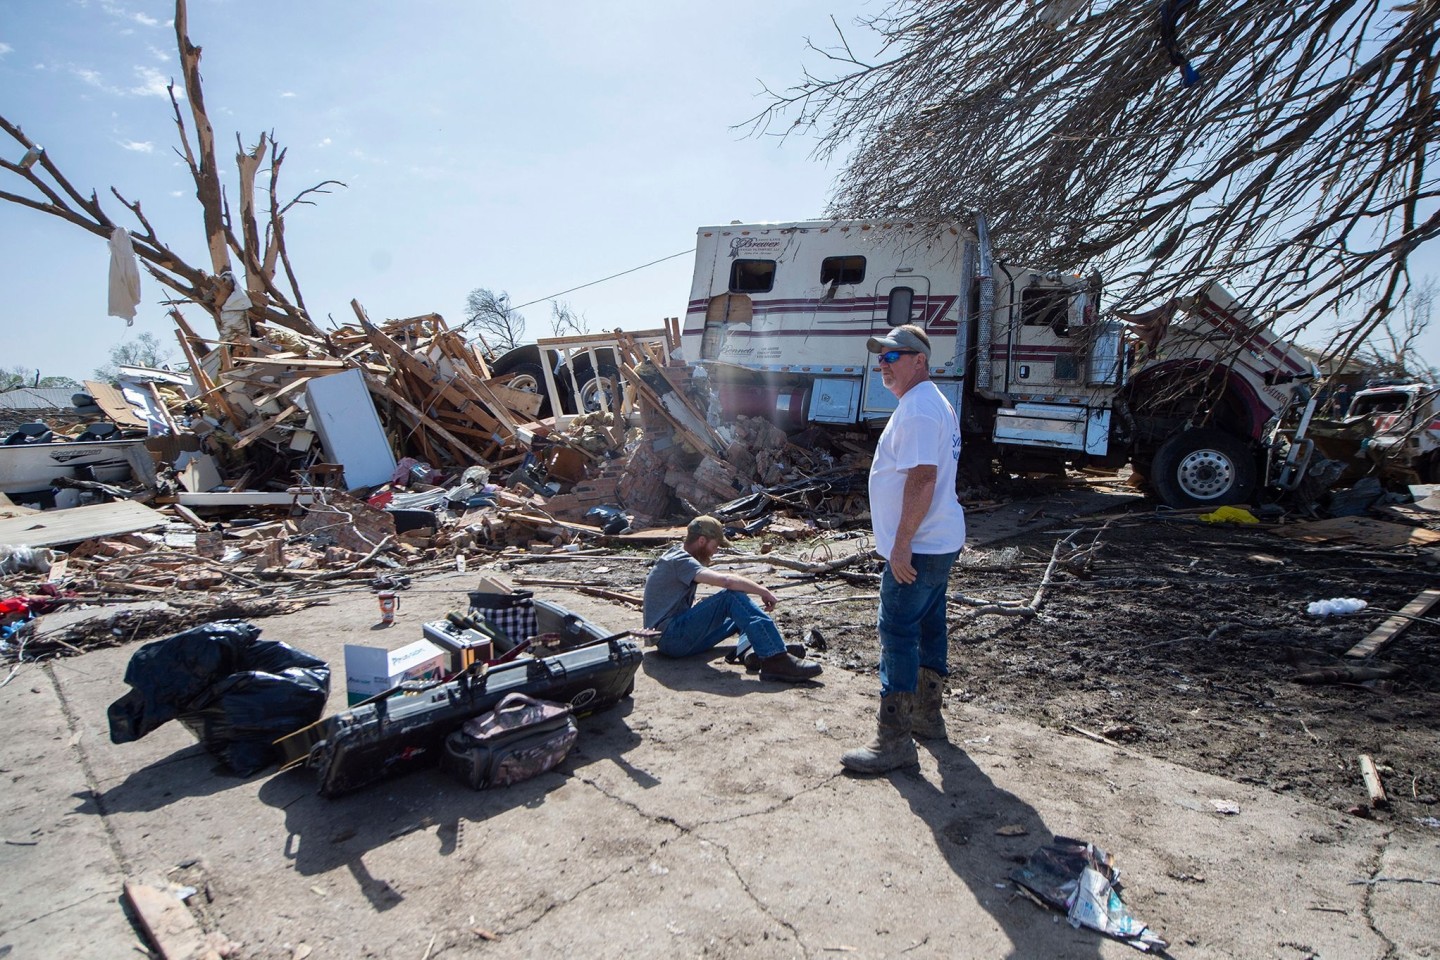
xmin=658 ymin=590 xmax=785 ymax=659
xmin=878 ymin=550 xmax=959 ymax=697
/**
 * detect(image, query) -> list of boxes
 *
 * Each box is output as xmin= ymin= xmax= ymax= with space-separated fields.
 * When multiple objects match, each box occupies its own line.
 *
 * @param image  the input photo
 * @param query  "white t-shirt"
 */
xmin=869 ymin=380 xmax=966 ymax=559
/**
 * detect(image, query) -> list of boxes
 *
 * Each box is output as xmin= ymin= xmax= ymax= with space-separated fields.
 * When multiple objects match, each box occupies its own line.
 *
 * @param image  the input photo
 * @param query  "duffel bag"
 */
xmin=441 ymin=692 xmax=577 ymax=789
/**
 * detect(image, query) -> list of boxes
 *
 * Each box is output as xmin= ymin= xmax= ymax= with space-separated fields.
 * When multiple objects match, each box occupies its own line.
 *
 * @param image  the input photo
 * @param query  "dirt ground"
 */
xmin=529 ymin=496 xmax=1440 ymax=831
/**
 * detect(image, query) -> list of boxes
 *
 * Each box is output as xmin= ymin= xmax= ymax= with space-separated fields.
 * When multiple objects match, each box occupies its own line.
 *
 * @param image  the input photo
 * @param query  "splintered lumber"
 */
xmin=365 ymin=378 xmax=488 ymax=464
xmin=1345 ymin=588 xmax=1440 ymax=659
xmin=1358 ymin=754 xmax=1389 ymax=808
xmin=124 ymin=882 xmax=223 ymax=960
xmin=716 ymin=551 xmax=866 ymax=575
xmin=353 ymin=306 xmax=505 ymax=440
xmin=232 ymin=355 xmax=349 ymax=369
xmin=512 ymin=577 xmax=642 ymax=606
xmin=232 ymin=402 xmax=300 ymax=449
xmin=620 ymin=361 xmax=718 ymax=454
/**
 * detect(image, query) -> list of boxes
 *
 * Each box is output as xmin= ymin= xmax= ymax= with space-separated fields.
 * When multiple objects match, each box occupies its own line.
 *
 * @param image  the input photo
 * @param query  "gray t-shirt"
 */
xmin=643 ymin=545 xmax=704 ymax=630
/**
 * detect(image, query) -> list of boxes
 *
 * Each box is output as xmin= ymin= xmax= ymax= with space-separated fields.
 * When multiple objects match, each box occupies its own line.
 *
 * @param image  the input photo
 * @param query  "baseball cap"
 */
xmin=866 ymin=324 xmax=932 ymax=361
xmin=687 ymin=515 xmax=731 ymax=547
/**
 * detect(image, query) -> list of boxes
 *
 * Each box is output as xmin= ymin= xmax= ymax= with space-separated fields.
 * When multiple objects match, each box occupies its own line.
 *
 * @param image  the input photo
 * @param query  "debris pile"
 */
xmin=0 ymin=315 xmax=890 ymax=655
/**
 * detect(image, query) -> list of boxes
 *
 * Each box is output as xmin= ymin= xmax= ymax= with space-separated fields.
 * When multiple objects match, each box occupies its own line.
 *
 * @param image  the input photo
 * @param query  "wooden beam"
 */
xmin=1359 ymin=754 xmax=1388 ymax=808
xmin=1345 ymin=587 xmax=1440 ymax=658
xmin=124 ymin=882 xmax=223 ymax=960
xmin=232 ymin=355 xmax=348 ymax=369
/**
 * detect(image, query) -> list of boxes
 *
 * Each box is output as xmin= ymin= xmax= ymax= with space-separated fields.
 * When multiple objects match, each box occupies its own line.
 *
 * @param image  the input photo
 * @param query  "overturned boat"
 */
xmin=0 ymin=423 xmax=155 ymax=501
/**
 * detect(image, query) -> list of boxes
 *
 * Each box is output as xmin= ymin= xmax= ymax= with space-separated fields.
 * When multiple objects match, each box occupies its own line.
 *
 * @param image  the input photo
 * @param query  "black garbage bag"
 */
xmin=107 ymin=620 xmax=330 ymax=776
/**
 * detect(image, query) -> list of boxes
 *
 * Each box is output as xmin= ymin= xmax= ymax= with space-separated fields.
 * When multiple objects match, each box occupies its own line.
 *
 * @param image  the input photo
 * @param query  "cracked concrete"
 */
xmin=1 ymin=568 xmax=1435 ymax=959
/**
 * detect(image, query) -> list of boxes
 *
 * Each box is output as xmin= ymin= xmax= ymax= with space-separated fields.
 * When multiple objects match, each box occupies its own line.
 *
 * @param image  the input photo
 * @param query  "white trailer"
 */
xmin=681 ymin=217 xmax=1321 ymax=508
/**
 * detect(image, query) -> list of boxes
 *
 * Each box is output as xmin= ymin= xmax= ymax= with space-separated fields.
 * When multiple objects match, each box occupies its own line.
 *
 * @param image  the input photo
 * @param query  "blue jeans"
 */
xmin=657 ymin=590 xmax=785 ymax=659
xmin=878 ymin=550 xmax=959 ymax=697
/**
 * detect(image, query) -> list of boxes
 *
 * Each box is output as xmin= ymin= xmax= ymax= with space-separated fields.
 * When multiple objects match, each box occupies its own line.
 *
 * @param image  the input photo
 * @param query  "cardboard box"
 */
xmin=343 ymin=639 xmax=447 ymax=705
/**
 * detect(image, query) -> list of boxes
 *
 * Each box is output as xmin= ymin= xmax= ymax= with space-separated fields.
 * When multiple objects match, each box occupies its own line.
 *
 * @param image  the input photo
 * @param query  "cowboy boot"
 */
xmin=840 ymin=693 xmax=918 ymax=774
xmin=742 ymin=643 xmax=807 ymax=672
xmin=757 ymin=651 xmax=822 ymax=682
xmin=912 ymin=667 xmax=947 ymax=741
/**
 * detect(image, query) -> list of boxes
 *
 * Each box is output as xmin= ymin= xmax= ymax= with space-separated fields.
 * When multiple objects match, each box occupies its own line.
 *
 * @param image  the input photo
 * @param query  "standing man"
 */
xmin=842 ymin=324 xmax=966 ymax=773
xmin=643 ymin=515 xmax=822 ymax=682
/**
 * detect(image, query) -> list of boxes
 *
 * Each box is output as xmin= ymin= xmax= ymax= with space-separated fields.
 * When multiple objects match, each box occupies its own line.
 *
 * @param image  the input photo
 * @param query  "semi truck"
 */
xmin=679 ymin=217 xmax=1322 ymax=508
xmin=1310 ymin=380 xmax=1440 ymax=487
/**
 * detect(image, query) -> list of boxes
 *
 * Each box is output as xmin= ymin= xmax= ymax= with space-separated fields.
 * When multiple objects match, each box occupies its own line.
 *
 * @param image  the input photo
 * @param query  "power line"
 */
xmin=509 ymin=248 xmax=696 ymax=311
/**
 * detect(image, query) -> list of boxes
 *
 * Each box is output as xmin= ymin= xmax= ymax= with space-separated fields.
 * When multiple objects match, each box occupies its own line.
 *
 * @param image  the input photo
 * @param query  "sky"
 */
xmin=2 ymin=1 xmax=1436 ymax=384
xmin=0 ymin=0 xmax=873 ymax=382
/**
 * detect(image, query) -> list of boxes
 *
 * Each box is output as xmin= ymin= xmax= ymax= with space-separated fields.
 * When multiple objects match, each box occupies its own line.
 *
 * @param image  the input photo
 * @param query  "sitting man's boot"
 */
xmin=743 ymin=643 xmax=807 ymax=673
xmin=841 ymin=693 xmax=919 ymax=774
xmin=912 ymin=667 xmax=948 ymax=741
xmin=757 ymin=651 xmax=822 ymax=682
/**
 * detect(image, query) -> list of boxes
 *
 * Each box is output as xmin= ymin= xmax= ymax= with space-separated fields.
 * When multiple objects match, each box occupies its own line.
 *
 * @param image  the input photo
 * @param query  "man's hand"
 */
xmin=759 ymin=588 xmax=778 ymax=612
xmin=889 ymin=546 xmax=917 ymax=584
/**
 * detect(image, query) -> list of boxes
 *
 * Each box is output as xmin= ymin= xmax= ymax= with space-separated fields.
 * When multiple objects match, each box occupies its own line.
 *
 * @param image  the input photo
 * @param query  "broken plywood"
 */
xmin=1270 ymin=516 xmax=1440 ymax=548
xmin=0 ymin=499 xmax=166 ymax=548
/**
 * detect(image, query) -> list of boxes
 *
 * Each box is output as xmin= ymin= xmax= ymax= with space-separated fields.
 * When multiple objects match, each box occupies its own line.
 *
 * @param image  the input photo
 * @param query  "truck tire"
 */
xmin=491 ymin=356 xmax=551 ymax=416
xmin=569 ymin=364 xmax=622 ymax=416
xmin=502 ymin=361 xmax=545 ymax=396
xmin=1151 ymin=428 xmax=1256 ymax=508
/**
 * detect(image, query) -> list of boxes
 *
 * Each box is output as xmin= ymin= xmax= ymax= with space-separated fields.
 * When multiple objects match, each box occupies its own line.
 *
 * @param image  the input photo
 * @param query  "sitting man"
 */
xmin=642 ymin=515 xmax=822 ymax=682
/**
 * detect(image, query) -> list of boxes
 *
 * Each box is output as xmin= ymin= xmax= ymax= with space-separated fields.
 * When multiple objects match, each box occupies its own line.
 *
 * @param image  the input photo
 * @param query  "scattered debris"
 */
xmin=1011 ymin=837 xmax=1168 ymax=952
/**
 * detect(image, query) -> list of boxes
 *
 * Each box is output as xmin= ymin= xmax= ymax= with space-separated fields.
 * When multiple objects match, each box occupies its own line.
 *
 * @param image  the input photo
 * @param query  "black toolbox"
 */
xmin=276 ymin=599 xmax=640 ymax=796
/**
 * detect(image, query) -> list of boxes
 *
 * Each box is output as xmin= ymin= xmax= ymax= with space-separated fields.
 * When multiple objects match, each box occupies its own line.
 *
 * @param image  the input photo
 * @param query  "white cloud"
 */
xmin=132 ymin=12 xmax=158 ymax=27
xmin=318 ymin=137 xmax=332 ymax=147
xmin=119 ymin=140 xmax=154 ymax=153
xmin=280 ymin=91 xmax=296 ymax=98
xmin=0 ymin=42 xmax=14 ymax=57
xmin=129 ymin=65 xmax=171 ymax=97
xmin=147 ymin=44 xmax=170 ymax=62
xmin=73 ymin=67 xmax=109 ymax=90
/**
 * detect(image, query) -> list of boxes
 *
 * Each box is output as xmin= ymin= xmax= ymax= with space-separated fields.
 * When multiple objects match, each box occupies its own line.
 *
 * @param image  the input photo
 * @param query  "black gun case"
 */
xmin=276 ymin=599 xmax=640 ymax=796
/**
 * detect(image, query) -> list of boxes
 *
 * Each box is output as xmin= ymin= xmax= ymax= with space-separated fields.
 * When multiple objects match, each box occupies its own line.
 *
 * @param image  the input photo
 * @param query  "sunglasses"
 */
xmin=877 ymin=349 xmax=919 ymax=364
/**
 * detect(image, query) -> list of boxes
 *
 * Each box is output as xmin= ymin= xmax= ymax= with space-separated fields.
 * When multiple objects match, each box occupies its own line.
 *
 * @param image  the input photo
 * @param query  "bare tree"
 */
xmin=1356 ymin=276 xmax=1440 ymax=382
xmin=549 ymin=300 xmax=586 ymax=338
xmin=0 ymin=0 xmax=341 ymax=348
xmin=749 ymin=1 xmax=1440 ymax=354
xmin=92 ymin=332 xmax=178 ymax=382
xmin=462 ymin=287 xmax=526 ymax=351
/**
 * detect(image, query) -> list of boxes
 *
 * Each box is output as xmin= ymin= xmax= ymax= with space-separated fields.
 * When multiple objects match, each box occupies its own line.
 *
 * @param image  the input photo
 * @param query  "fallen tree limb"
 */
xmin=952 ymin=524 xmax=1110 ymax=617
xmin=718 ymin=550 xmax=868 ymax=576
xmin=1293 ymin=664 xmax=1402 ymax=685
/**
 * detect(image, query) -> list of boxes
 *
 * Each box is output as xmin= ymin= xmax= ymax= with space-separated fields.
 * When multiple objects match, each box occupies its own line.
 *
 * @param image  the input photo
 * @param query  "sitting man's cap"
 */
xmin=687 ymin=515 xmax=731 ymax=547
xmin=866 ymin=324 xmax=932 ymax=361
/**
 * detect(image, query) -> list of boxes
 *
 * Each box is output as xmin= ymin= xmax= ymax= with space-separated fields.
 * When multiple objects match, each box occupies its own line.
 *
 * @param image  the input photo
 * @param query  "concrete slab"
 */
xmin=2 ymin=571 xmax=1432 ymax=959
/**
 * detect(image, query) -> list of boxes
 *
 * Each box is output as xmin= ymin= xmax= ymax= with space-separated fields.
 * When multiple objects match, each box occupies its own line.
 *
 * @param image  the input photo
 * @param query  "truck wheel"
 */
xmin=571 ymin=364 xmax=622 ymax=416
xmin=494 ymin=361 xmax=550 ymax=416
xmin=1151 ymin=428 xmax=1256 ymax=507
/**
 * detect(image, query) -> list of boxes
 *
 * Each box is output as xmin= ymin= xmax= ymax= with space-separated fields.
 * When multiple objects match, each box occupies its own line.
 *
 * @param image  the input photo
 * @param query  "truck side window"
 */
xmin=730 ymin=259 xmax=776 ymax=293
xmin=821 ymin=256 xmax=865 ymax=285
xmin=1022 ymin=286 xmax=1071 ymax=335
xmin=887 ymin=286 xmax=914 ymax=326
